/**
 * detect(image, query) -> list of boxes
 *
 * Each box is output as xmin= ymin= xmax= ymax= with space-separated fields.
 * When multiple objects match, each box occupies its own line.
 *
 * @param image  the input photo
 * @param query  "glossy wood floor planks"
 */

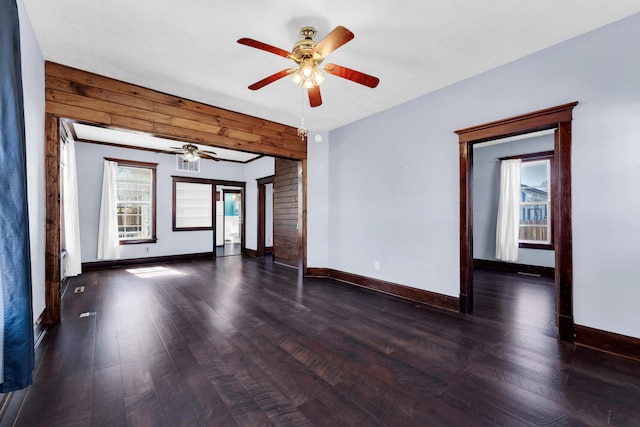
xmin=6 ymin=259 xmax=640 ymax=426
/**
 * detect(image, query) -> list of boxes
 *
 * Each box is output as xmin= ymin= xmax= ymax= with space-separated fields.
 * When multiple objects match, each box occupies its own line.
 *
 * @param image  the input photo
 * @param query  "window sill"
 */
xmin=519 ymin=242 xmax=553 ymax=250
xmin=119 ymin=238 xmax=157 ymax=245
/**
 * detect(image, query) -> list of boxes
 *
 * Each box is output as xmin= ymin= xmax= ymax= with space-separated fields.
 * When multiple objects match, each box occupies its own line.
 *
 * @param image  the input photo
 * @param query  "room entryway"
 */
xmin=216 ymin=187 xmax=243 ymax=257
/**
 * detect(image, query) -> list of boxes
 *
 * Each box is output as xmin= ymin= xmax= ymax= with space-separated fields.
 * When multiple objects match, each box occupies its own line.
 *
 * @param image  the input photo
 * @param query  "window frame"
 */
xmin=501 ymin=151 xmax=555 ymax=251
xmin=107 ymin=157 xmax=158 ymax=245
xmin=172 ymin=176 xmax=216 ymax=231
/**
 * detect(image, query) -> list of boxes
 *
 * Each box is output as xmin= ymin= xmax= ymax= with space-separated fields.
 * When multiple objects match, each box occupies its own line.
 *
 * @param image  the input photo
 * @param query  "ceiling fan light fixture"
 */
xmin=180 ymin=144 xmax=201 ymax=162
xmin=290 ymin=59 xmax=325 ymax=88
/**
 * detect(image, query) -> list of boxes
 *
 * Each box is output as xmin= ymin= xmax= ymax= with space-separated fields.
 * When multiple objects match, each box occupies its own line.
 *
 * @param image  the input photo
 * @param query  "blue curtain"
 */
xmin=0 ymin=0 xmax=35 ymax=392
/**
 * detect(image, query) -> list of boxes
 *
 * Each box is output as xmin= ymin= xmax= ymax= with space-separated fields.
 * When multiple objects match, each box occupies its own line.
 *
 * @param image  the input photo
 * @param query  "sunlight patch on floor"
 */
xmin=126 ymin=266 xmax=186 ymax=278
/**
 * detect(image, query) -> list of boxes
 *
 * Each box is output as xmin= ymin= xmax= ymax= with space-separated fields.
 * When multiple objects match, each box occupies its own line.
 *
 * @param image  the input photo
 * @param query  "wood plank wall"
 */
xmin=44 ymin=62 xmax=306 ymax=323
xmin=45 ymin=62 xmax=306 ymax=159
xmin=273 ymin=158 xmax=301 ymax=268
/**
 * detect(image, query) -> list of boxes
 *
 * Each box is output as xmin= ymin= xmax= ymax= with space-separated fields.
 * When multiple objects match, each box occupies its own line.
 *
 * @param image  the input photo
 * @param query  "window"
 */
xmin=172 ymin=176 xmax=214 ymax=231
xmin=519 ymin=153 xmax=553 ymax=248
xmin=112 ymin=159 xmax=157 ymax=244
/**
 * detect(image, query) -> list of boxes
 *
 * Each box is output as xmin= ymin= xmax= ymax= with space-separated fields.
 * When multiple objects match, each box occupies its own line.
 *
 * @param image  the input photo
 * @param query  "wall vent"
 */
xmin=176 ymin=155 xmax=200 ymax=173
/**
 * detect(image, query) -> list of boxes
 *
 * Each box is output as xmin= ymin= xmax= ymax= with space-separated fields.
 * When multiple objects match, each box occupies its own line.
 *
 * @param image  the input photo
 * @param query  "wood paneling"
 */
xmin=43 ymin=62 xmax=306 ymax=324
xmin=273 ymin=158 xmax=301 ymax=268
xmin=45 ymin=63 xmax=305 ymax=159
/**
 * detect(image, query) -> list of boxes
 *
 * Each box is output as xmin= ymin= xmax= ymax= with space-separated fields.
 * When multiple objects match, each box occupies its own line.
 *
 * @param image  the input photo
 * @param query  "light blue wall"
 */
xmin=473 ymin=135 xmax=555 ymax=267
xmin=307 ymin=13 xmax=640 ymax=338
xmin=75 ymin=142 xmax=250 ymax=262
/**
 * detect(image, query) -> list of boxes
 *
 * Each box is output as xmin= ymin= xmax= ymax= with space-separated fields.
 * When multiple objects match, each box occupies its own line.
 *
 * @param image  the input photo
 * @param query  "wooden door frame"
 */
xmin=256 ymin=175 xmax=274 ymax=257
xmin=455 ymin=102 xmax=578 ymax=342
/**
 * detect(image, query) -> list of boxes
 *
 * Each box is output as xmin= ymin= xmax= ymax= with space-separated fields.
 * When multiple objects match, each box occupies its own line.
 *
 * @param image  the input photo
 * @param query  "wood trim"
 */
xmin=256 ymin=175 xmax=275 ymax=186
xmin=44 ymin=114 xmax=61 ymax=324
xmin=456 ymin=102 xmax=578 ymax=143
xmin=244 ymin=248 xmax=259 ymax=258
xmin=265 ymin=246 xmax=273 ymax=254
xmin=305 ymin=267 xmax=329 ymax=277
xmin=555 ymin=122 xmax=574 ymax=340
xmin=82 ymin=252 xmax=214 ymax=270
xmin=574 ymin=325 xmax=640 ymax=362
xmin=473 ymin=259 xmax=554 ymax=278
xmin=171 ymin=176 xmax=215 ymax=232
xmin=312 ymin=269 xmax=459 ymax=312
xmin=456 ymin=102 xmax=578 ymax=341
xmin=104 ymin=157 xmax=158 ymax=169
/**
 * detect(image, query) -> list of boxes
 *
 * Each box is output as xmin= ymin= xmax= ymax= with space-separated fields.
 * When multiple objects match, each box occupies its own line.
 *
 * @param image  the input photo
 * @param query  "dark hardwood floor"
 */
xmin=5 ymin=258 xmax=640 ymax=426
xmin=473 ymin=268 xmax=557 ymax=338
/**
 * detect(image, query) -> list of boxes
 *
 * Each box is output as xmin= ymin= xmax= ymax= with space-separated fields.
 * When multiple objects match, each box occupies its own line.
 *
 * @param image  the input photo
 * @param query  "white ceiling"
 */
xmin=23 ymin=1 xmax=640 ymax=132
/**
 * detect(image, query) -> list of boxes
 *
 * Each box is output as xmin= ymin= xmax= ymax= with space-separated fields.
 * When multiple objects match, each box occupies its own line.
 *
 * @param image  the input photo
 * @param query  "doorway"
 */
xmin=256 ymin=175 xmax=274 ymax=257
xmin=472 ymin=132 xmax=556 ymax=335
xmin=216 ymin=186 xmax=244 ymax=257
xmin=456 ymin=102 xmax=577 ymax=342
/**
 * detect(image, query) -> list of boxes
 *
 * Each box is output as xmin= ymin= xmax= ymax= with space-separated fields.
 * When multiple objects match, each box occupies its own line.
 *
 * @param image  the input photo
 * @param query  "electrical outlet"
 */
xmin=374 ymin=261 xmax=380 ymax=270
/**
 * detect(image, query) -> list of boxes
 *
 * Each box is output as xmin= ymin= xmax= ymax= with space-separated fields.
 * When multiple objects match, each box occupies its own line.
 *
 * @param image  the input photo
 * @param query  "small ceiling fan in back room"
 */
xmin=238 ymin=25 xmax=380 ymax=108
xmin=170 ymin=143 xmax=219 ymax=162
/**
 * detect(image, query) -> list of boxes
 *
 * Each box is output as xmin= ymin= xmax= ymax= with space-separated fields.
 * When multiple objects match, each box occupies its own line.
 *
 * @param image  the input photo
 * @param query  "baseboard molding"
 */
xmin=473 ymin=258 xmax=554 ymax=278
xmin=33 ymin=309 xmax=47 ymax=350
xmin=306 ymin=268 xmax=459 ymax=312
xmin=574 ymin=324 xmax=640 ymax=361
xmin=265 ymin=246 xmax=273 ymax=254
xmin=305 ymin=267 xmax=329 ymax=277
xmin=83 ymin=252 xmax=214 ymax=271
xmin=245 ymin=248 xmax=259 ymax=257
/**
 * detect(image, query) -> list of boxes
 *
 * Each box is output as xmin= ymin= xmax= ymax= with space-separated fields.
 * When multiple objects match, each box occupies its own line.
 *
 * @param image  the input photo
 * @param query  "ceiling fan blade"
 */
xmin=324 ymin=64 xmax=380 ymax=88
xmin=308 ymin=86 xmax=322 ymax=108
xmin=237 ymin=38 xmax=292 ymax=59
xmin=314 ymin=26 xmax=354 ymax=58
xmin=200 ymin=152 xmax=220 ymax=161
xmin=201 ymin=149 xmax=217 ymax=155
xmin=248 ymin=69 xmax=293 ymax=90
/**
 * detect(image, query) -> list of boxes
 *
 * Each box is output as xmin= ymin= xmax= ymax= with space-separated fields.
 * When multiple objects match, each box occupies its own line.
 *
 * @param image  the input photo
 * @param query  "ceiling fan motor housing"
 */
xmin=292 ymin=26 xmax=322 ymax=63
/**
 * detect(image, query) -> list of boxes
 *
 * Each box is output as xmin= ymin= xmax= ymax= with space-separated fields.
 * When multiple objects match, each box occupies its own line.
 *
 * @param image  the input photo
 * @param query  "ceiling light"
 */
xmin=290 ymin=58 xmax=325 ymax=88
xmin=182 ymin=146 xmax=200 ymax=162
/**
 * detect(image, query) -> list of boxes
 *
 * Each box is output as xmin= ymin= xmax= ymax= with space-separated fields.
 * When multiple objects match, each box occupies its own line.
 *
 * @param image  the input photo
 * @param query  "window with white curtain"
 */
xmin=112 ymin=159 xmax=157 ymax=243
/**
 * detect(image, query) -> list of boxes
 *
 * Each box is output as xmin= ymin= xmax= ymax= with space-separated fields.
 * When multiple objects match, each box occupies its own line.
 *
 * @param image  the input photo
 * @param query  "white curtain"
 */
xmin=97 ymin=160 xmax=120 ymax=260
xmin=61 ymin=137 xmax=82 ymax=276
xmin=496 ymin=159 xmax=521 ymax=262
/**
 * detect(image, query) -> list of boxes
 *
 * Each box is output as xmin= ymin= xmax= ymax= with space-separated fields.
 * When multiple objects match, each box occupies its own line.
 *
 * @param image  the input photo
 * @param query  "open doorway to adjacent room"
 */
xmin=472 ymin=131 xmax=556 ymax=337
xmin=216 ymin=186 xmax=244 ymax=257
xmin=456 ymin=102 xmax=578 ymax=342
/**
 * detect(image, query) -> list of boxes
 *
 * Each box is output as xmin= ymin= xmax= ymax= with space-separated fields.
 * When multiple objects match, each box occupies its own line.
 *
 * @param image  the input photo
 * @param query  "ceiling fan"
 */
xmin=170 ymin=143 xmax=219 ymax=162
xmin=238 ymin=26 xmax=379 ymax=107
